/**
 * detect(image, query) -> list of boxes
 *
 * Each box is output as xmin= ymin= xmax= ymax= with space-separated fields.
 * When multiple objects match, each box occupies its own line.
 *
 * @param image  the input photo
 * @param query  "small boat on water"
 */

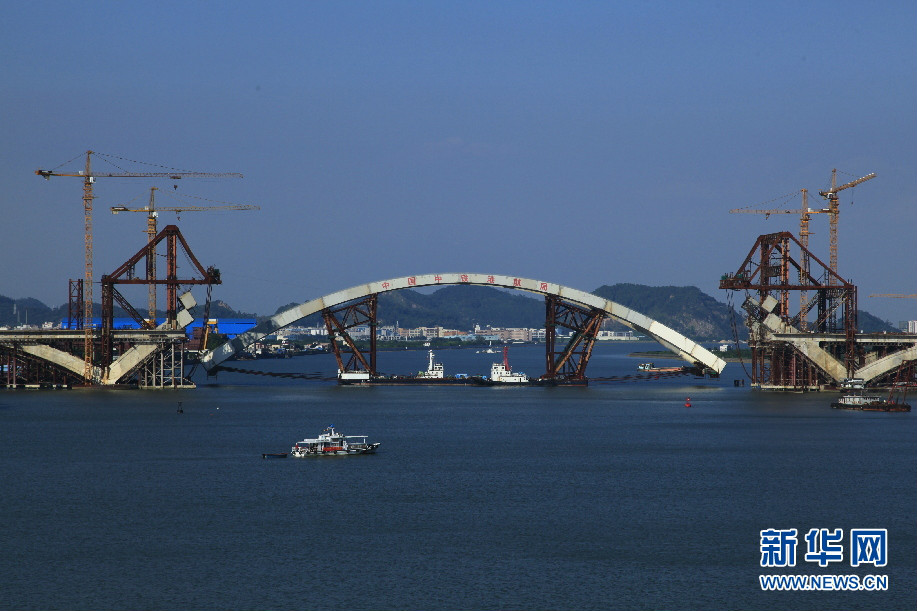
xmin=831 ymin=393 xmax=911 ymax=412
xmin=476 ymin=341 xmax=499 ymax=354
xmin=637 ymin=362 xmax=684 ymax=373
xmin=290 ymin=426 xmax=381 ymax=457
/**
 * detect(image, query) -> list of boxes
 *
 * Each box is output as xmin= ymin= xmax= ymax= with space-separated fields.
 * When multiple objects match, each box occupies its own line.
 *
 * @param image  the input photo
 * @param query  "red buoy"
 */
xmin=685 ymin=397 xmax=691 ymax=408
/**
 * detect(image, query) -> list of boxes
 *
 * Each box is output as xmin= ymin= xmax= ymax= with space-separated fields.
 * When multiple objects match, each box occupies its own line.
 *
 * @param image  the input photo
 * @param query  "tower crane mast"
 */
xmin=818 ymin=170 xmax=877 ymax=284
xmin=35 ymin=150 xmax=242 ymax=382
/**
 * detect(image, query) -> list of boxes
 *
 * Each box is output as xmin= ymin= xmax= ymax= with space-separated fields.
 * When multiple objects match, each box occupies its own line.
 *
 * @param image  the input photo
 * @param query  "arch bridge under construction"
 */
xmin=199 ymin=273 xmax=728 ymax=383
xmin=2 ymin=267 xmax=728 ymax=387
xmin=3 ymin=232 xmax=915 ymax=390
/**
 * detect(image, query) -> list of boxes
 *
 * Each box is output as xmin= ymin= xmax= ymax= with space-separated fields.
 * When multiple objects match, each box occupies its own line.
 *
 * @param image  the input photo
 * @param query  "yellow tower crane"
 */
xmin=36 ymin=150 xmax=242 ymax=381
xmin=730 ymin=189 xmax=829 ymax=330
xmin=111 ymin=186 xmax=259 ymax=325
xmin=731 ymin=169 xmax=877 ymax=325
xmin=730 ymin=189 xmax=827 ymax=251
xmin=818 ymin=169 xmax=876 ymax=284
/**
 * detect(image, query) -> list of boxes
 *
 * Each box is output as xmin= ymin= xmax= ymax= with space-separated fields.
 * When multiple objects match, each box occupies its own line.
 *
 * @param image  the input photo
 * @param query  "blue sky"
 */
xmin=2 ymin=1 xmax=915 ymax=323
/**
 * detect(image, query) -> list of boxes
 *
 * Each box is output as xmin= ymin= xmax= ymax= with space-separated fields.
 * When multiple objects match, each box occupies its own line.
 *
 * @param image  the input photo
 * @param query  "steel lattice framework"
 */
xmin=543 ymin=295 xmax=605 ymax=381
xmin=100 ymin=224 xmax=220 ymax=382
xmin=322 ymin=295 xmax=378 ymax=376
xmin=720 ymin=232 xmax=858 ymax=388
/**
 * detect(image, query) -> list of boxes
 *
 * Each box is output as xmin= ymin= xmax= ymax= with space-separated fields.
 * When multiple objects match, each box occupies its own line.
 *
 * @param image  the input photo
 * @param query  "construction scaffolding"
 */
xmin=2 ymin=223 xmax=219 ymax=389
xmin=135 ymin=340 xmax=193 ymax=389
xmin=721 ymin=232 xmax=917 ymax=390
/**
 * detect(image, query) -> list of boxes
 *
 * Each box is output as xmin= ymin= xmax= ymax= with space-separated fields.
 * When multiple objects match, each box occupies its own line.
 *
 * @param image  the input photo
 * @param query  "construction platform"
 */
xmin=1 ymin=328 xmax=193 ymax=389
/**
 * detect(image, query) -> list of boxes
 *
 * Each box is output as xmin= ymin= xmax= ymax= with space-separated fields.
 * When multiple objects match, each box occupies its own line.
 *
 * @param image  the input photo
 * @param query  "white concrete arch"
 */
xmin=200 ymin=273 xmax=727 ymax=375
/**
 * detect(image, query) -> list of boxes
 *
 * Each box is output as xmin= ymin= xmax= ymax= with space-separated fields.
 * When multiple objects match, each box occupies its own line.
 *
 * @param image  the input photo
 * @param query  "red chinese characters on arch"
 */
xmin=407 ymin=276 xmax=416 ymax=287
xmin=513 ymin=278 xmax=522 ymax=287
xmin=460 ymin=274 xmax=469 ymax=283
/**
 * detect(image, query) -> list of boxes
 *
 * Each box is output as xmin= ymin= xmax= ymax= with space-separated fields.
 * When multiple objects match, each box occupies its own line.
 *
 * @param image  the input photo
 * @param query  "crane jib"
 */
xmin=36 ymin=170 xmax=243 ymax=179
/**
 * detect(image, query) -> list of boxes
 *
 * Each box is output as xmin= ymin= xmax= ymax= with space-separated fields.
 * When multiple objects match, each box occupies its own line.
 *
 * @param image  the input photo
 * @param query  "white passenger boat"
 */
xmin=290 ymin=426 xmax=381 ymax=457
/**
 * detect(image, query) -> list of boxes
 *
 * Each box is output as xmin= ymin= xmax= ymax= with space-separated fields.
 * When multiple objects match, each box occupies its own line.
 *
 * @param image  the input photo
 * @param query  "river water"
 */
xmin=1 ymin=342 xmax=914 ymax=610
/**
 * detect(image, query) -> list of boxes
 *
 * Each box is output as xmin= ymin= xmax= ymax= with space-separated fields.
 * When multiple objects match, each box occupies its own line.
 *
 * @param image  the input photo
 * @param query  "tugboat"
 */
xmin=337 ymin=350 xmax=477 ymax=385
xmin=416 ymin=350 xmax=445 ymax=379
xmin=484 ymin=347 xmax=529 ymax=385
xmin=289 ymin=426 xmax=381 ymax=457
xmin=831 ymin=387 xmax=911 ymax=412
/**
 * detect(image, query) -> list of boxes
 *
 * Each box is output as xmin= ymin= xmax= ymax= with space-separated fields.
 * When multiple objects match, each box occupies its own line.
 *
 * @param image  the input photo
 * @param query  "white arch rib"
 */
xmin=200 ymin=273 xmax=727 ymax=375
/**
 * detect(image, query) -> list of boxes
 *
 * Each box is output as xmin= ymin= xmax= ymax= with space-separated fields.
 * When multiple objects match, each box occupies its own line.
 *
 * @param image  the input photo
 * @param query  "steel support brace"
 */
xmin=321 ymin=295 xmax=378 ymax=375
xmin=543 ymin=294 xmax=604 ymax=381
xmin=100 ymin=280 xmax=113 ymax=378
xmin=68 ymin=279 xmax=84 ymax=330
xmin=166 ymin=231 xmax=178 ymax=326
xmin=845 ymin=289 xmax=859 ymax=376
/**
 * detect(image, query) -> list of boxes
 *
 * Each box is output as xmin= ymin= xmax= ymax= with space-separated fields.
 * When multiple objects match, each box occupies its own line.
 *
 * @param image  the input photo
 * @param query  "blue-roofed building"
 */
xmin=194 ymin=319 xmax=257 ymax=338
xmin=62 ymin=318 xmax=257 ymax=339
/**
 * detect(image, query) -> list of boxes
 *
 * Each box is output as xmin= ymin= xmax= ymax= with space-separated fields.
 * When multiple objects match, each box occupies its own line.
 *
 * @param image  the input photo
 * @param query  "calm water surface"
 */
xmin=1 ymin=343 xmax=914 ymax=610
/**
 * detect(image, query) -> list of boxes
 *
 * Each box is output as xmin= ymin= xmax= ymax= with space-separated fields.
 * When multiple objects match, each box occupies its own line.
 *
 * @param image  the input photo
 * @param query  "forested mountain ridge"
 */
xmin=3 ymin=284 xmax=898 ymax=340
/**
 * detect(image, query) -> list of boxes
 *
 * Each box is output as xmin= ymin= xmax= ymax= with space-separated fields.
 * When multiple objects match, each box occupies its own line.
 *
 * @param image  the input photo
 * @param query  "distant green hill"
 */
xmin=284 ymin=284 xmax=747 ymax=340
xmin=0 ymin=295 xmax=256 ymax=328
xmin=378 ymin=285 xmax=545 ymax=329
xmin=0 ymin=295 xmax=67 ymax=327
xmin=856 ymin=309 xmax=899 ymax=333
xmin=2 ymin=285 xmax=900 ymax=339
xmin=273 ymin=285 xmax=545 ymax=330
xmin=592 ymin=283 xmax=743 ymax=340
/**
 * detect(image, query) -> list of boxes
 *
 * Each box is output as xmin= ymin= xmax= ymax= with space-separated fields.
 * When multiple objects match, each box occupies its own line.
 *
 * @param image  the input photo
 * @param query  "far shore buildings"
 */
xmin=7 ymin=316 xmax=643 ymax=343
xmin=274 ymin=322 xmax=639 ymax=342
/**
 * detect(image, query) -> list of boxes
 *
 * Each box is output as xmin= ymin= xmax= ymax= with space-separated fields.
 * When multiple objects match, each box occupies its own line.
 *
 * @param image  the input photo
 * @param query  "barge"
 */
xmin=337 ymin=348 xmax=587 ymax=386
xmin=831 ymin=393 xmax=911 ymax=412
